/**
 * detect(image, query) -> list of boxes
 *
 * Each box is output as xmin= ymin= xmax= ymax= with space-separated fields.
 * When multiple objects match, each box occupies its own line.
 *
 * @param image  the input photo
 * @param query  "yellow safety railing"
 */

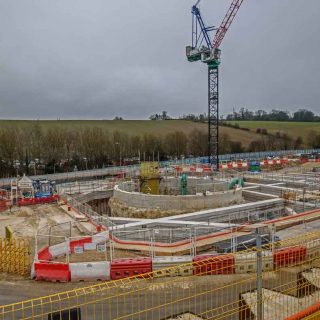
xmin=1 ymin=231 xmax=320 ymax=319
xmin=0 ymin=238 xmax=31 ymax=277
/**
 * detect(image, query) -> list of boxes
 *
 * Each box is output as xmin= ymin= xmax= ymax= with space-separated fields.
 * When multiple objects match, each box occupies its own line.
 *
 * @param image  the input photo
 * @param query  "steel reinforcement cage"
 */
xmin=2 ymin=231 xmax=320 ymax=319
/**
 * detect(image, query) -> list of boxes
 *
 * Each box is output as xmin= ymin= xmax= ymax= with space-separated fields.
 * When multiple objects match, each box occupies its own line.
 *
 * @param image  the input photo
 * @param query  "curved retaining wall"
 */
xmin=110 ymin=183 xmax=243 ymax=218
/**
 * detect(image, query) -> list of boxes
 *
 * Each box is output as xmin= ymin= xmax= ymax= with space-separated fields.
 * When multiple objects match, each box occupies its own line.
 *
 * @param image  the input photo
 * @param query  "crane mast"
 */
xmin=186 ymin=0 xmax=244 ymax=170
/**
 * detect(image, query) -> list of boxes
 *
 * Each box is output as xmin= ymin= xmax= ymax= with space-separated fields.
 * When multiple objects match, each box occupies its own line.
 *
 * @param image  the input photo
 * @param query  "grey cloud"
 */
xmin=0 ymin=0 xmax=319 ymax=119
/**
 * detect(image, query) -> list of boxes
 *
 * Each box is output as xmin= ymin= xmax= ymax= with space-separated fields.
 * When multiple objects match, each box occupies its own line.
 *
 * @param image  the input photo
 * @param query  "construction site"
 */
xmin=1 ymin=0 xmax=320 ymax=319
xmin=1 ymin=153 xmax=320 ymax=319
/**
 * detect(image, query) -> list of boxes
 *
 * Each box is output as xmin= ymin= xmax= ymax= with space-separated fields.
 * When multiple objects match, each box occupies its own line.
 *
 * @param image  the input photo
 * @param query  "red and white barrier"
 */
xmin=34 ymin=241 xmax=313 ymax=282
xmin=152 ymin=256 xmax=193 ymax=277
xmin=33 ymin=214 xmax=319 ymax=282
xmin=18 ymin=195 xmax=59 ymax=207
xmin=70 ymin=262 xmax=110 ymax=282
xmin=34 ymin=262 xmax=70 ymax=282
xmin=37 ymin=246 xmax=53 ymax=261
xmin=193 ymin=254 xmax=235 ymax=275
xmin=235 ymin=251 xmax=273 ymax=274
xmin=110 ymin=258 xmax=153 ymax=280
xmin=273 ymin=246 xmax=307 ymax=268
xmin=49 ymin=242 xmax=69 ymax=258
xmin=92 ymin=231 xmax=109 ymax=244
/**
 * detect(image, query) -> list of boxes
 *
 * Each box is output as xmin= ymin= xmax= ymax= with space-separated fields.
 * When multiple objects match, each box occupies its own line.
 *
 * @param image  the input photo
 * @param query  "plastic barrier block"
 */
xmin=35 ymin=262 xmax=70 ymax=282
xmin=273 ymin=246 xmax=307 ymax=268
xmin=193 ymin=254 xmax=235 ymax=275
xmin=152 ymin=256 xmax=193 ymax=277
xmin=70 ymin=262 xmax=110 ymax=281
xmin=49 ymin=242 xmax=69 ymax=258
xmin=30 ymin=262 xmax=36 ymax=279
xmin=111 ymin=257 xmax=152 ymax=267
xmin=92 ymin=232 xmax=109 ymax=244
xmin=69 ymin=237 xmax=92 ymax=253
xmin=38 ymin=246 xmax=53 ymax=261
xmin=111 ymin=258 xmax=152 ymax=280
xmin=235 ymin=252 xmax=273 ymax=274
xmin=306 ymin=239 xmax=320 ymax=263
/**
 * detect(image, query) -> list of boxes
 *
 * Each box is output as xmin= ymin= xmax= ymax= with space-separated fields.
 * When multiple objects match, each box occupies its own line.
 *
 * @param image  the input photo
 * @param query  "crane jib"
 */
xmin=212 ymin=0 xmax=244 ymax=50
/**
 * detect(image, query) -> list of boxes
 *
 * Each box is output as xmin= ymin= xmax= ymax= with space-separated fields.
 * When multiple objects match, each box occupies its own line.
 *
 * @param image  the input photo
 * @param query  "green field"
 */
xmin=0 ymin=119 xmax=204 ymax=135
xmin=226 ymin=121 xmax=320 ymax=141
xmin=1 ymin=119 xmax=318 ymax=147
xmin=0 ymin=119 xmax=261 ymax=145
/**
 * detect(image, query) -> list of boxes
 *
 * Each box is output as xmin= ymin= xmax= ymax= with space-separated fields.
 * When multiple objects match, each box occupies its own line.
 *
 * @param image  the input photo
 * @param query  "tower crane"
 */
xmin=186 ymin=0 xmax=244 ymax=170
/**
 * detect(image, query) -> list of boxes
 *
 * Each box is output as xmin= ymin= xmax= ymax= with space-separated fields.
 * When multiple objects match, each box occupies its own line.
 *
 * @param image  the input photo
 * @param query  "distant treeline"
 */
xmin=149 ymin=108 xmax=319 ymax=123
xmin=0 ymin=123 xmax=223 ymax=177
xmin=0 ymin=118 xmax=319 ymax=177
xmin=225 ymin=108 xmax=319 ymax=122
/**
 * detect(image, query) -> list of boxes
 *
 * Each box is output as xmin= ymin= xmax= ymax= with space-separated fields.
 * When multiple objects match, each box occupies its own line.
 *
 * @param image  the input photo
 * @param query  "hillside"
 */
xmin=226 ymin=121 xmax=320 ymax=142
xmin=0 ymin=120 xmax=261 ymax=145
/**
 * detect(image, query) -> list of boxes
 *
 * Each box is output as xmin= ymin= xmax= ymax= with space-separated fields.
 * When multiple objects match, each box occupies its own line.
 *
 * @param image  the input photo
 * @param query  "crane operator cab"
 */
xmin=186 ymin=45 xmax=221 ymax=68
xmin=203 ymin=48 xmax=221 ymax=67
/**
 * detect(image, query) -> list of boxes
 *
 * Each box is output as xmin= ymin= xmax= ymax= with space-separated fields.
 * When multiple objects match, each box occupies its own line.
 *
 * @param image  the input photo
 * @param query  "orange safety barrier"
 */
xmin=193 ymin=254 xmax=235 ymax=276
xmin=108 ymin=225 xmax=248 ymax=249
xmin=264 ymin=208 xmax=320 ymax=225
xmin=34 ymin=262 xmax=70 ymax=282
xmin=18 ymin=195 xmax=59 ymax=206
xmin=284 ymin=301 xmax=320 ymax=320
xmin=37 ymin=246 xmax=53 ymax=261
xmin=111 ymin=258 xmax=152 ymax=280
xmin=273 ymin=246 xmax=307 ymax=268
xmin=0 ymin=200 xmax=7 ymax=212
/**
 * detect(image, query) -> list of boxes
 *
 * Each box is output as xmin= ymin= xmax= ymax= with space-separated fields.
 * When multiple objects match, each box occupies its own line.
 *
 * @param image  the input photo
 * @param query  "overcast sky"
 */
xmin=0 ymin=0 xmax=319 ymax=120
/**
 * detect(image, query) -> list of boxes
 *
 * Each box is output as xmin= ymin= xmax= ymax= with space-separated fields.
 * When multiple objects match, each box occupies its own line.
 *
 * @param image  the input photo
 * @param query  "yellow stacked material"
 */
xmin=0 ymin=238 xmax=30 ymax=276
xmin=140 ymin=161 xmax=159 ymax=178
xmin=140 ymin=161 xmax=160 ymax=194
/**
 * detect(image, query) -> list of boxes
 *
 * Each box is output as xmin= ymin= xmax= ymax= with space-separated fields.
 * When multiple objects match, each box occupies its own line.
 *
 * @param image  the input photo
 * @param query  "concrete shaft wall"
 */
xmin=110 ymin=183 xmax=243 ymax=218
xmin=160 ymin=177 xmax=228 ymax=195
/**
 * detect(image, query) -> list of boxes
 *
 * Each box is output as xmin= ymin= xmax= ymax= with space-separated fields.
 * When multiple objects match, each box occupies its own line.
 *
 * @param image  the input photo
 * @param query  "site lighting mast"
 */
xmin=186 ymin=0 xmax=244 ymax=169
